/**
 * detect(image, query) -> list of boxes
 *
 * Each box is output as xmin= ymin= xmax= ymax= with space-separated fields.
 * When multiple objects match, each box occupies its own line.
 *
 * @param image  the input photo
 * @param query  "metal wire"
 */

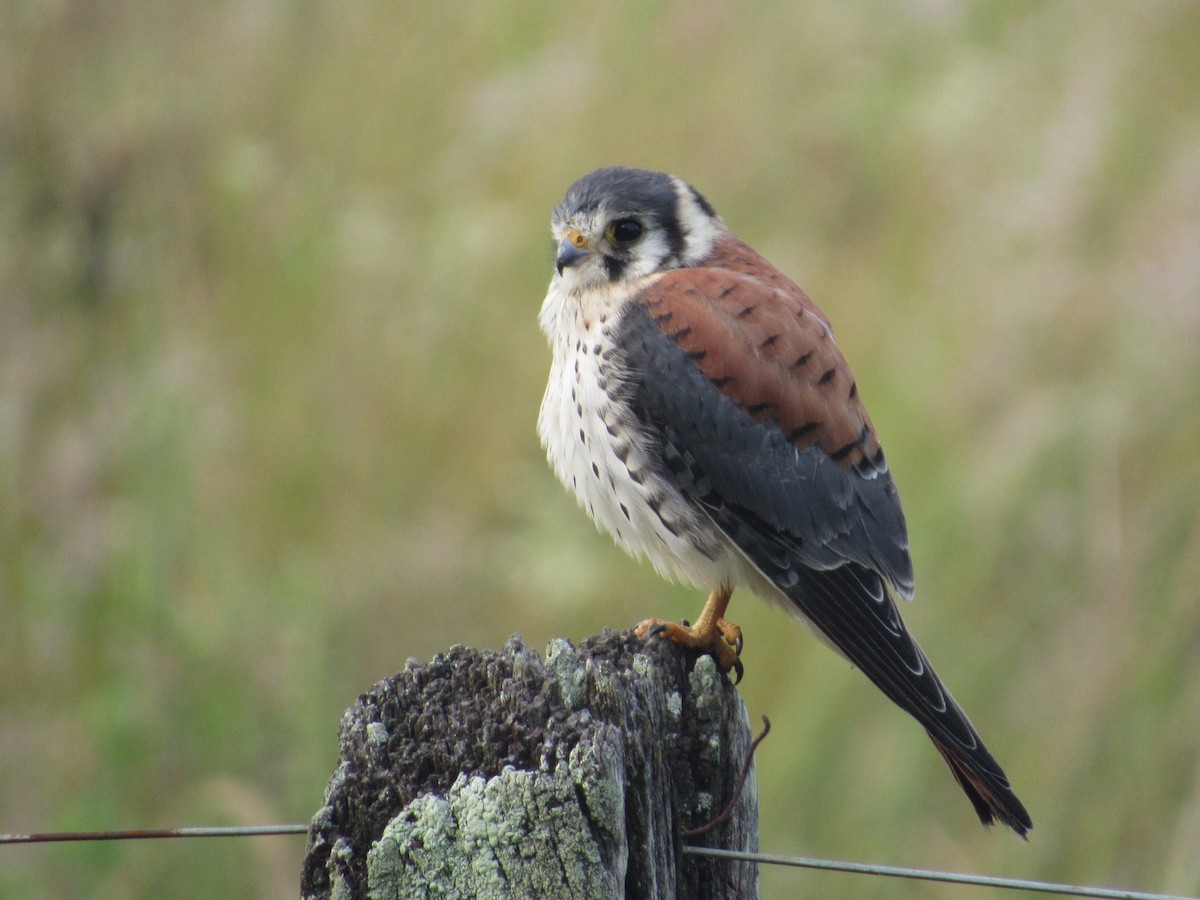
xmin=683 ymin=846 xmax=1197 ymax=900
xmin=0 ymin=825 xmax=308 ymax=844
xmin=3 ymin=825 xmax=1195 ymax=899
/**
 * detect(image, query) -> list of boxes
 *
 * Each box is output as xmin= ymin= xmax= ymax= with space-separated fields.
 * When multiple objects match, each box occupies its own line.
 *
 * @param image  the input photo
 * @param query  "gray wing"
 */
xmin=613 ymin=297 xmax=1031 ymax=835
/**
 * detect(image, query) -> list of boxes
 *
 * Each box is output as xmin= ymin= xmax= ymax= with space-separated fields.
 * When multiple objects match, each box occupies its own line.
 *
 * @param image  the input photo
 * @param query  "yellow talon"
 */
xmin=634 ymin=587 xmax=744 ymax=682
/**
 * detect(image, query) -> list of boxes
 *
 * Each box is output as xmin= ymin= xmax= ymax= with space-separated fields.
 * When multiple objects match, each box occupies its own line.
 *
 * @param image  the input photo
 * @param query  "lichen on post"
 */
xmin=301 ymin=630 xmax=759 ymax=899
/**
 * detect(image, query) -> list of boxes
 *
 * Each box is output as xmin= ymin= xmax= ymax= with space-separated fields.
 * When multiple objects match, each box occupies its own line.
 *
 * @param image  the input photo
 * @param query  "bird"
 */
xmin=536 ymin=165 xmax=1031 ymax=837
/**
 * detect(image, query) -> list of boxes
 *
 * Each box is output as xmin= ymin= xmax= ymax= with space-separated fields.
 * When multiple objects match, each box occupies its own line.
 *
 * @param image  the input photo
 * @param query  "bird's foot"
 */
xmin=634 ymin=615 xmax=744 ymax=683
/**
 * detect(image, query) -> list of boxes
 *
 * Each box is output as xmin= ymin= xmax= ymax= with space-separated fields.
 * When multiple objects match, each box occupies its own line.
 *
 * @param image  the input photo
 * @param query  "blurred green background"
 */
xmin=3 ymin=2 xmax=1199 ymax=897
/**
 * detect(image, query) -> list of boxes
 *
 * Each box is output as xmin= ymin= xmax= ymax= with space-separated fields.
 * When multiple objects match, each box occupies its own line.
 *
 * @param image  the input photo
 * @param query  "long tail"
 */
xmin=702 ymin=501 xmax=1032 ymax=833
xmin=928 ymin=731 xmax=1031 ymax=837
xmin=782 ymin=561 xmax=1033 ymax=836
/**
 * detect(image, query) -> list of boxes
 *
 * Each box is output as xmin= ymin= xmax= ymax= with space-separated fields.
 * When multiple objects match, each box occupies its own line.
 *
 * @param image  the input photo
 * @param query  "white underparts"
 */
xmin=538 ymin=275 xmax=760 ymax=594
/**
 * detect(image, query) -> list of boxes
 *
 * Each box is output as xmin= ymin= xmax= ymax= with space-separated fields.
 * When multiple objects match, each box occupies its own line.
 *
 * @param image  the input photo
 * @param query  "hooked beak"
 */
xmin=556 ymin=230 xmax=593 ymax=274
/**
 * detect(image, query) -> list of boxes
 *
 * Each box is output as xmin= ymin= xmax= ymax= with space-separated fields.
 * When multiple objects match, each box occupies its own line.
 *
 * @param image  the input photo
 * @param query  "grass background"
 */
xmin=3 ymin=2 xmax=1199 ymax=897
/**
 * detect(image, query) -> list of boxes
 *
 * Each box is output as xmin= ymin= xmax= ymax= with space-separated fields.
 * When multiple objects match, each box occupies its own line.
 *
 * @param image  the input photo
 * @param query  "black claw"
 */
xmin=639 ymin=620 xmax=689 ymax=642
xmin=733 ymin=632 xmax=744 ymax=657
xmin=731 ymin=658 xmax=745 ymax=685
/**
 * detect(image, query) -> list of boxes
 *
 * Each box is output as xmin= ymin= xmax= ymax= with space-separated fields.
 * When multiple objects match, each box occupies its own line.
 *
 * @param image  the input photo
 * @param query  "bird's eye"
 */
xmin=608 ymin=219 xmax=644 ymax=245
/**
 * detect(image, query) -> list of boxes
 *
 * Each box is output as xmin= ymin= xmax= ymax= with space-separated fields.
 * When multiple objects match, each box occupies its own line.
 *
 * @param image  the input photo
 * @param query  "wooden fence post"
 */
xmin=300 ymin=629 xmax=760 ymax=899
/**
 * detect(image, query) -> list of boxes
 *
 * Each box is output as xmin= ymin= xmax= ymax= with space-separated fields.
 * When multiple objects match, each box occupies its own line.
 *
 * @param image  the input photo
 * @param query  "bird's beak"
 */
xmin=556 ymin=230 xmax=593 ymax=274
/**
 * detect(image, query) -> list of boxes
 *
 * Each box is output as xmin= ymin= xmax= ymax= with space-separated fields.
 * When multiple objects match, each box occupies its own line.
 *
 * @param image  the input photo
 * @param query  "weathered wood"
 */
xmin=301 ymin=630 xmax=759 ymax=899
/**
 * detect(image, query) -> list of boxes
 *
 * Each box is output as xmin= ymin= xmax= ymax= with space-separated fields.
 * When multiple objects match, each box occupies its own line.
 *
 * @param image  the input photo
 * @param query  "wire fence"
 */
xmin=0 ymin=825 xmax=308 ymax=844
xmin=682 ymin=847 xmax=1197 ymax=900
xmin=2 ymin=825 xmax=1195 ymax=899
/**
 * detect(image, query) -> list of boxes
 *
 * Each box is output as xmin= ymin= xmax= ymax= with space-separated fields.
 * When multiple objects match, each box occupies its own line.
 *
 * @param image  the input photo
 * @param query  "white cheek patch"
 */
xmin=620 ymin=231 xmax=675 ymax=281
xmin=671 ymin=177 xmax=724 ymax=266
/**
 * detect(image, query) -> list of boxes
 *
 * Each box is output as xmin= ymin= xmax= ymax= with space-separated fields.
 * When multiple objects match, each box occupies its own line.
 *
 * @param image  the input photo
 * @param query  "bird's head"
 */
xmin=550 ymin=166 xmax=725 ymax=292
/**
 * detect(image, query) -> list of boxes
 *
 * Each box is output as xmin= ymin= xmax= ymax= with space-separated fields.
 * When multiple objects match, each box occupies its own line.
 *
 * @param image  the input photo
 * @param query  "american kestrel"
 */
xmin=537 ymin=166 xmax=1031 ymax=836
